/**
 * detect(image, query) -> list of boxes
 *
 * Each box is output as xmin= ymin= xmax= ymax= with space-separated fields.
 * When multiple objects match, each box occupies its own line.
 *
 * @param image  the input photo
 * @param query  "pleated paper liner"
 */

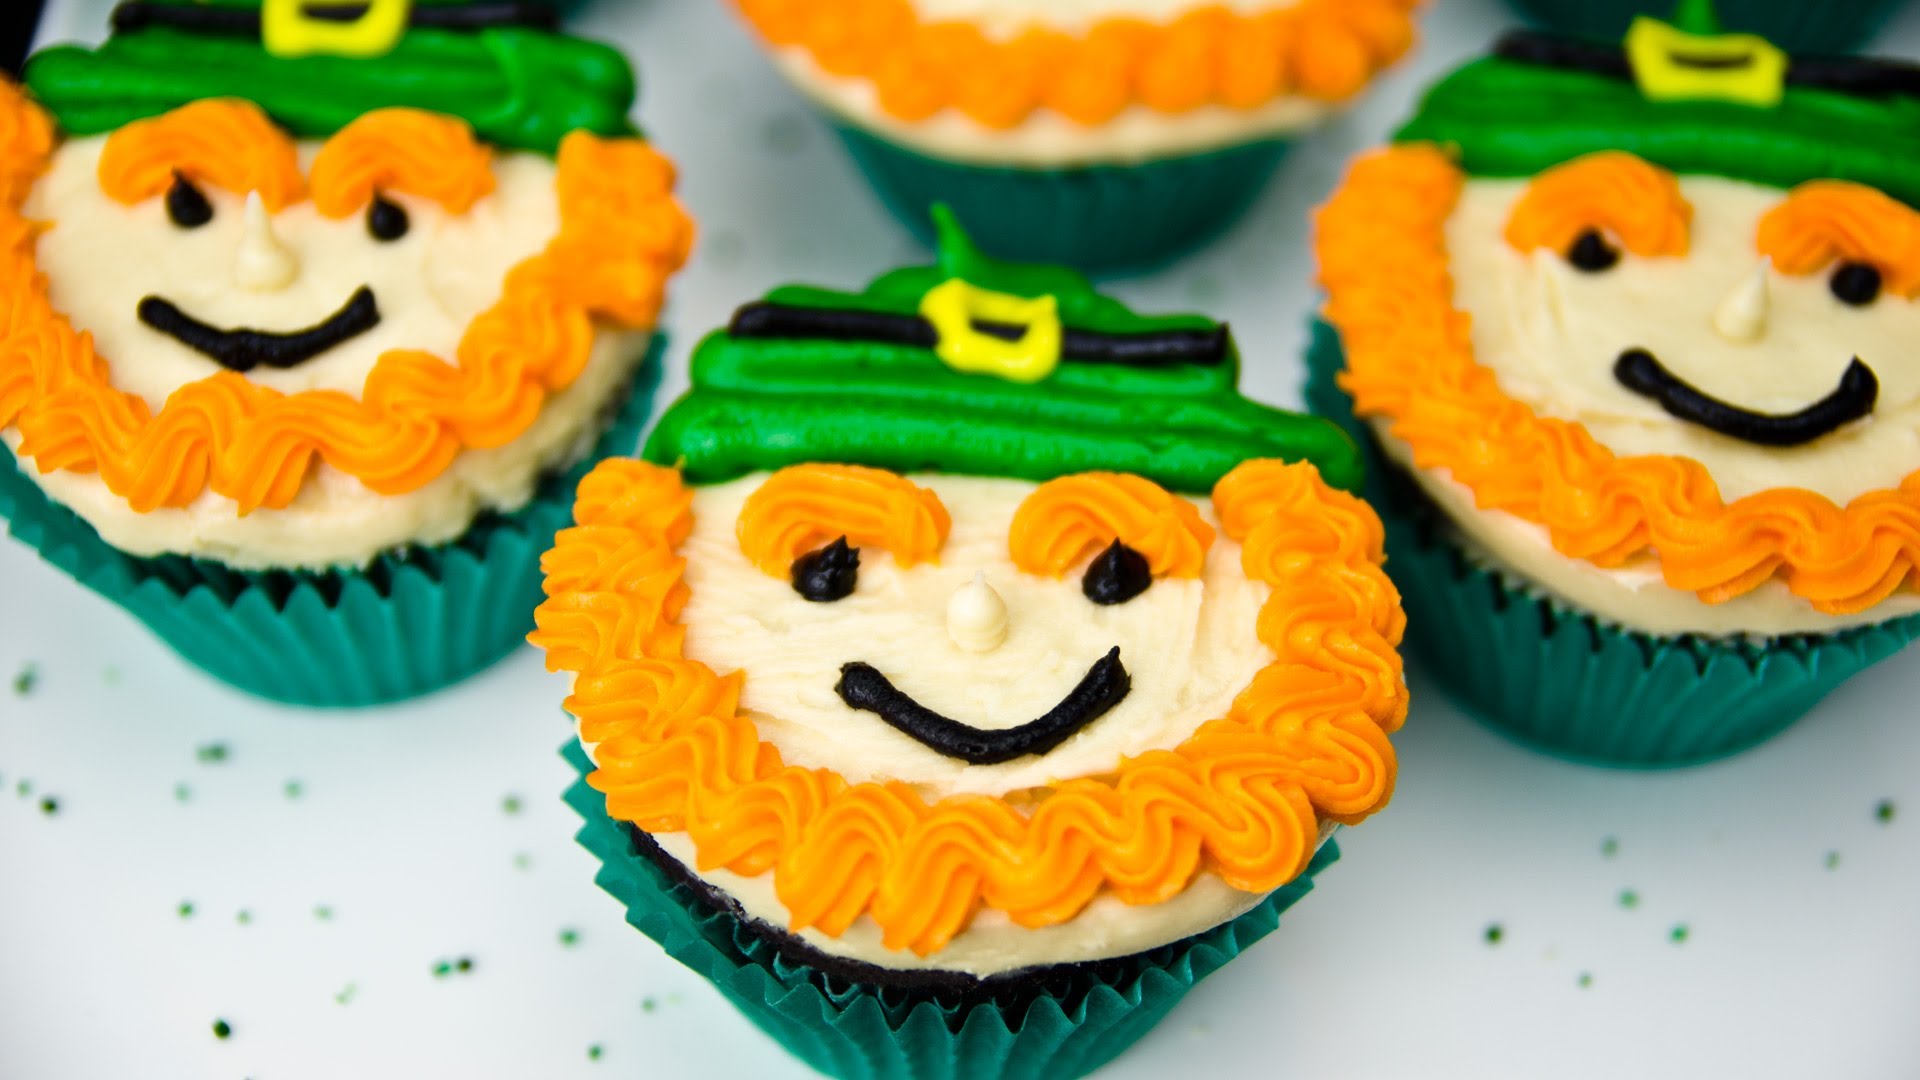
xmin=564 ymin=740 xmax=1340 ymax=1080
xmin=831 ymin=121 xmax=1291 ymax=275
xmin=1303 ymin=320 xmax=1920 ymax=767
xmin=1503 ymin=0 xmax=1906 ymax=54
xmin=0 ymin=336 xmax=662 ymax=709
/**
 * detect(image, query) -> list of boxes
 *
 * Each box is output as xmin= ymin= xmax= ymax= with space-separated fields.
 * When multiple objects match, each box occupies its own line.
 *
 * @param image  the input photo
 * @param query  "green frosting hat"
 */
xmin=645 ymin=209 xmax=1362 ymax=494
xmin=1396 ymin=1 xmax=1920 ymax=206
xmin=23 ymin=1 xmax=632 ymax=153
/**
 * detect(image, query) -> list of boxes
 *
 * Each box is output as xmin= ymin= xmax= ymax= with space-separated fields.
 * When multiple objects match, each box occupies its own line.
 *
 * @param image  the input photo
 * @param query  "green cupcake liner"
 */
xmin=1303 ymin=321 xmax=1920 ymax=767
xmin=1505 ymin=0 xmax=1907 ymax=54
xmin=563 ymin=740 xmax=1339 ymax=1080
xmin=0 ymin=337 xmax=662 ymax=709
xmin=831 ymin=121 xmax=1291 ymax=275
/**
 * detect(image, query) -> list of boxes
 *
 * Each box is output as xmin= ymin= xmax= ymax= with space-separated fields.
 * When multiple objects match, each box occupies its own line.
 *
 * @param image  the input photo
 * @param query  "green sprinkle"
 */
xmin=1577 ymin=972 xmax=1593 ymax=988
xmin=501 ymin=794 xmax=522 ymax=815
xmin=13 ymin=663 xmax=38 ymax=696
xmin=1483 ymin=923 xmax=1503 ymax=945
xmin=640 ymin=997 xmax=657 ymax=1014
xmin=432 ymin=961 xmax=452 ymax=978
xmin=1600 ymin=836 xmax=1619 ymax=858
xmin=173 ymin=782 xmax=192 ymax=803
xmin=38 ymin=795 xmax=58 ymax=816
xmin=456 ymin=956 xmax=473 ymax=973
xmin=236 ymin=910 xmax=252 ymax=926
xmin=763 ymin=112 xmax=808 ymax=154
xmin=15 ymin=778 xmax=31 ymax=797
xmin=1825 ymin=850 xmax=1842 ymax=870
xmin=177 ymin=901 xmax=194 ymax=919
xmin=314 ymin=905 xmax=334 ymax=922
xmin=102 ymin=665 xmax=121 ymax=686
xmin=559 ymin=927 xmax=580 ymax=948
xmin=284 ymin=780 xmax=304 ymax=800
xmin=666 ymin=993 xmax=682 ymax=1006
xmin=1670 ymin=923 xmax=1690 ymax=944
xmin=334 ymin=983 xmax=357 ymax=1006
xmin=1618 ymin=889 xmax=1640 ymax=910
xmin=587 ymin=1044 xmax=604 ymax=1062
xmin=513 ymin=852 xmax=533 ymax=871
xmin=195 ymin=742 xmax=229 ymax=765
xmin=211 ymin=1019 xmax=232 ymax=1040
xmin=1875 ymin=799 xmax=1896 ymax=824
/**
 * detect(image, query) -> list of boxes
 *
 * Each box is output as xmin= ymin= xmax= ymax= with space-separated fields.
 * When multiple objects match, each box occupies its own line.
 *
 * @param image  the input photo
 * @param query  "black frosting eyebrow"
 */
xmin=1493 ymin=29 xmax=1920 ymax=99
xmin=110 ymin=1 xmax=559 ymax=35
xmin=728 ymin=301 xmax=1229 ymax=367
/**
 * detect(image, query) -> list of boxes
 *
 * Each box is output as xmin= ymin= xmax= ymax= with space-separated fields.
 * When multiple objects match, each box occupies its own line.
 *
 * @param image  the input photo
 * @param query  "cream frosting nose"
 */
xmin=1713 ymin=260 xmax=1771 ymax=343
xmin=947 ymin=571 xmax=1008 ymax=653
xmin=234 ymin=191 xmax=298 ymax=292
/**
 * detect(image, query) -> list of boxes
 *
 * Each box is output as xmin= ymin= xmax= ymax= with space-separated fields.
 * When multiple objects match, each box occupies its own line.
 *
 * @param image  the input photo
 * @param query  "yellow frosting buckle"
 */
xmin=1625 ymin=15 xmax=1788 ymax=108
xmin=918 ymin=279 xmax=1063 ymax=384
xmin=263 ymin=0 xmax=411 ymax=59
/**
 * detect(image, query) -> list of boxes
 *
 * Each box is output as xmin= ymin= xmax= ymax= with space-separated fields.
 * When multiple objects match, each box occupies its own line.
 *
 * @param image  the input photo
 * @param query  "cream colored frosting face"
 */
xmin=1412 ymin=175 xmax=1920 ymax=635
xmin=10 ymin=136 xmax=646 ymax=570
xmin=772 ymin=50 xmax=1332 ymax=167
xmin=1448 ymin=175 xmax=1920 ymax=504
xmin=676 ymin=474 xmax=1275 ymax=800
xmin=906 ymin=0 xmax=1300 ymax=38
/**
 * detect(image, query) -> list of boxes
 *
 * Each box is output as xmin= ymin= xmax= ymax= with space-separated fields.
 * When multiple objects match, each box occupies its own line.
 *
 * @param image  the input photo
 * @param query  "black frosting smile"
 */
xmin=835 ymin=647 xmax=1131 ymax=765
xmin=1614 ymin=347 xmax=1878 ymax=447
xmin=137 ymin=286 xmax=381 ymax=373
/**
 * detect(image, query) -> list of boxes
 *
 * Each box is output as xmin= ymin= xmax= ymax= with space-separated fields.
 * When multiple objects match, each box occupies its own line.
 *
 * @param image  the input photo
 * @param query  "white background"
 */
xmin=5 ymin=1 xmax=1920 ymax=1077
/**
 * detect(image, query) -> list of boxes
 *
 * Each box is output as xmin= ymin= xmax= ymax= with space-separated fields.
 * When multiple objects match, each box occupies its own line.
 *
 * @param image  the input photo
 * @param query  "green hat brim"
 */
xmin=1396 ymin=53 xmax=1920 ymax=206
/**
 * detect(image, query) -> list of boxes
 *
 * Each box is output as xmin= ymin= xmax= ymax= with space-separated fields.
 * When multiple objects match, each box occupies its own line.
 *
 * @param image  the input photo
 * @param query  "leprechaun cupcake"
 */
xmin=732 ymin=0 xmax=1423 ymax=272
xmin=1311 ymin=13 xmax=1920 ymax=765
xmin=1506 ymin=0 xmax=1905 ymax=56
xmin=538 ymin=211 xmax=1407 ymax=1079
xmin=0 ymin=4 xmax=691 ymax=705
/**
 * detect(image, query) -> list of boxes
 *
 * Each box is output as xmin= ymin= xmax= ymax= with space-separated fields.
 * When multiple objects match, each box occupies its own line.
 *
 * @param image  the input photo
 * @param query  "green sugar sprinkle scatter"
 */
xmin=173 ymin=782 xmax=191 ymax=803
xmin=1670 ymin=924 xmax=1690 ymax=945
xmin=640 ymin=996 xmax=657 ymax=1014
xmin=236 ymin=909 xmax=252 ymax=926
xmin=314 ymin=905 xmax=334 ymax=922
xmin=1599 ymin=836 xmax=1619 ymax=858
xmin=433 ymin=956 xmax=477 ymax=979
xmin=177 ymin=901 xmax=194 ymax=919
xmin=195 ymin=742 xmax=229 ymax=765
xmin=15 ymin=778 xmax=30 ymax=797
xmin=1875 ymin=799 xmax=1896 ymax=824
xmin=1483 ymin=923 xmax=1503 ymax=946
xmin=13 ymin=663 xmax=38 ymax=696
xmin=502 ymin=794 xmax=523 ymax=816
xmin=1618 ymin=889 xmax=1640 ymax=910
xmin=1825 ymin=851 xmax=1842 ymax=870
xmin=284 ymin=779 xmax=304 ymax=800
xmin=211 ymin=1018 xmax=232 ymax=1041
xmin=588 ymin=1044 xmax=604 ymax=1062
xmin=1577 ymin=972 xmax=1593 ymax=989
xmin=559 ymin=927 xmax=580 ymax=947
xmin=334 ymin=983 xmax=357 ymax=1006
xmin=38 ymin=795 xmax=58 ymax=816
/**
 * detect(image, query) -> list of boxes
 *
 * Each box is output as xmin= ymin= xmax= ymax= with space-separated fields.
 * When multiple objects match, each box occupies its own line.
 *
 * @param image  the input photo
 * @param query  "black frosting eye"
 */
xmin=1081 ymin=539 xmax=1151 ymax=606
xmin=792 ymin=536 xmax=858 ymax=602
xmin=367 ymin=192 xmax=409 ymax=242
xmin=165 ymin=171 xmax=212 ymax=229
xmin=1830 ymin=261 xmax=1882 ymax=307
xmin=1565 ymin=228 xmax=1619 ymax=272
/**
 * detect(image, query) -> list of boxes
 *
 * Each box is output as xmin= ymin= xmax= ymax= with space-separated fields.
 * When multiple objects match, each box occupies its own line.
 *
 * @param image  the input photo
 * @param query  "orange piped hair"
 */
xmin=309 ymin=108 xmax=495 ymax=218
xmin=1008 ymin=472 xmax=1215 ymax=579
xmin=1504 ymin=150 xmax=1691 ymax=259
xmin=97 ymin=99 xmax=303 ymax=212
xmin=735 ymin=464 xmax=950 ymax=575
xmin=1757 ymin=180 xmax=1920 ymax=298
xmin=0 ymin=82 xmax=53 ymax=207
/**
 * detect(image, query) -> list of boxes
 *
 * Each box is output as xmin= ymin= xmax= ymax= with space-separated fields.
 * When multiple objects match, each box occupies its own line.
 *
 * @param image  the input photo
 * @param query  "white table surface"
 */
xmin=5 ymin=2 xmax=1920 ymax=1077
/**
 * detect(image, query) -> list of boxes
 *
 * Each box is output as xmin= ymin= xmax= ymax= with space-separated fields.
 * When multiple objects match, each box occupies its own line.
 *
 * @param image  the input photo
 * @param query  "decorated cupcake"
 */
xmin=539 ymin=212 xmax=1406 ymax=1078
xmin=0 ymin=4 xmax=691 ymax=705
xmin=731 ymin=0 xmax=1423 ymax=272
xmin=1506 ymin=0 xmax=1905 ymax=56
xmin=1311 ymin=12 xmax=1920 ymax=765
